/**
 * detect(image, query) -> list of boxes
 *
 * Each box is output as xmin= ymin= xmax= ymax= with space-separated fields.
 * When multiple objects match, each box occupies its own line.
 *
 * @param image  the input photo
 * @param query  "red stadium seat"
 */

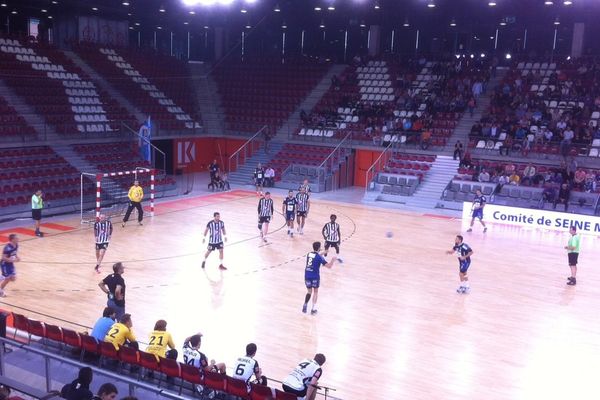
xmin=226 ymin=375 xmax=250 ymax=398
xmin=27 ymin=319 xmax=45 ymax=343
xmin=99 ymin=341 xmax=119 ymax=365
xmin=61 ymin=328 xmax=81 ymax=349
xmin=158 ymin=357 xmax=181 ymax=386
xmin=250 ymin=383 xmax=274 ymax=400
xmin=204 ymin=370 xmax=227 ymax=392
xmin=79 ymin=334 xmax=99 ymax=360
xmin=275 ymin=389 xmax=298 ymax=400
xmin=43 ymin=324 xmax=63 ymax=347
xmin=179 ymin=363 xmax=204 ymax=395
xmin=11 ymin=313 xmax=29 ymax=340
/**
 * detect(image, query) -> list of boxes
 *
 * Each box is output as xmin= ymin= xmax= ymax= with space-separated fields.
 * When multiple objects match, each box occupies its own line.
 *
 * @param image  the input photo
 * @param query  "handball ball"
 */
xmin=385 ymin=231 xmax=394 ymax=238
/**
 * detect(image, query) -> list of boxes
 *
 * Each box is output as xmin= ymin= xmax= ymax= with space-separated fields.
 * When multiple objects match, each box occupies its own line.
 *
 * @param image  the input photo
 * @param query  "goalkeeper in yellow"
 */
xmin=122 ymin=180 xmax=144 ymax=227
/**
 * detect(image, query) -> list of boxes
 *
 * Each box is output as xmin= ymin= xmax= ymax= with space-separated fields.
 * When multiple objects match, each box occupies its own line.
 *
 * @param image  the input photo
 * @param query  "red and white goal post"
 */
xmin=80 ymin=168 xmax=156 ymax=224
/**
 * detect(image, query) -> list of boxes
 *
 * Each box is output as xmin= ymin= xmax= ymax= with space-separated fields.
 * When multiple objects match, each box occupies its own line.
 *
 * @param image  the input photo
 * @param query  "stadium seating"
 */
xmin=0 ymin=37 xmax=137 ymax=135
xmin=0 ymin=146 xmax=81 ymax=210
xmin=213 ymin=57 xmax=328 ymax=134
xmin=0 ymin=95 xmax=36 ymax=138
xmin=369 ymin=153 xmax=436 ymax=197
xmin=74 ymin=43 xmax=201 ymax=131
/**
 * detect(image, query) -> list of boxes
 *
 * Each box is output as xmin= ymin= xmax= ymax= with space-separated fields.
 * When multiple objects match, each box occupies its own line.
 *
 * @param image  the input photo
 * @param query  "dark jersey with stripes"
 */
xmin=206 ymin=220 xmax=225 ymax=244
xmin=283 ymin=197 xmax=297 ymax=213
xmin=94 ymin=220 xmax=113 ymax=244
xmin=258 ymin=198 xmax=274 ymax=217
xmin=295 ymin=193 xmax=310 ymax=212
xmin=322 ymin=222 xmax=341 ymax=242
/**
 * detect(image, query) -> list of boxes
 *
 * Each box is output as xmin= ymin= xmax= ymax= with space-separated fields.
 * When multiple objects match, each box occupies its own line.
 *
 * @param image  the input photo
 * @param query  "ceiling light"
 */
xmin=374 ymin=2 xmax=380 ymax=9
xmin=127 ymin=12 xmax=132 ymax=16
xmin=480 ymin=53 xmax=486 ymax=58
xmin=241 ymin=8 xmax=247 ymax=13
xmin=135 ymin=22 xmax=140 ymax=26
xmin=327 ymin=6 xmax=335 ymax=10
xmin=505 ymin=53 xmax=512 ymax=59
xmin=319 ymin=20 xmax=325 ymax=28
xmin=11 ymin=10 xmax=16 ymax=14
xmin=563 ymin=0 xmax=572 ymax=4
xmin=51 ymin=0 xmax=58 ymax=3
xmin=189 ymin=10 xmax=195 ymax=14
xmin=554 ymin=17 xmax=560 ymax=25
xmin=245 ymin=24 xmax=251 ymax=29
xmin=450 ymin=19 xmax=457 ymax=27
xmin=500 ymin=19 xmax=507 ymax=25
xmin=403 ymin=18 xmax=410 ymax=27
xmin=48 ymin=15 xmax=53 ymax=19
xmin=359 ymin=21 xmax=366 ymax=28
xmin=204 ymin=25 xmax=209 ymax=29
xmin=92 ymin=7 xmax=98 ymax=11
xmin=184 ymin=21 xmax=189 ymax=25
xmin=281 ymin=22 xmax=287 ymax=29
xmin=157 ymin=26 xmax=162 ymax=29
xmin=274 ymin=4 xmax=280 ymax=12
xmin=488 ymin=1 xmax=497 ymax=6
xmin=41 ymin=9 xmax=47 ymax=12
xmin=0 ymin=3 xmax=6 ymax=7
xmin=544 ymin=0 xmax=553 ymax=4
xmin=314 ymin=6 xmax=322 ymax=11
xmin=427 ymin=1 xmax=436 ymax=8
xmin=122 ymin=1 xmax=130 ymax=5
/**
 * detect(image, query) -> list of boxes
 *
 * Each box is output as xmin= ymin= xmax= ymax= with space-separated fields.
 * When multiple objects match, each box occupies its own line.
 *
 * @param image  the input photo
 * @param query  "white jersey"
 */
xmin=232 ymin=355 xmax=259 ymax=386
xmin=182 ymin=343 xmax=207 ymax=369
xmin=282 ymin=358 xmax=322 ymax=391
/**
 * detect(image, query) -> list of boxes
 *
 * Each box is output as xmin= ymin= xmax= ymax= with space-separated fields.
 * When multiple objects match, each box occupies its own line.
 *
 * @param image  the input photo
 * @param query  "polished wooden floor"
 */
xmin=3 ymin=189 xmax=600 ymax=400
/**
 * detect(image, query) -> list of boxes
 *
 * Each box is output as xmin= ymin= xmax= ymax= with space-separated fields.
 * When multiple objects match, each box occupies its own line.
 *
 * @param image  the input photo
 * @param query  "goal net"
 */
xmin=80 ymin=168 xmax=156 ymax=223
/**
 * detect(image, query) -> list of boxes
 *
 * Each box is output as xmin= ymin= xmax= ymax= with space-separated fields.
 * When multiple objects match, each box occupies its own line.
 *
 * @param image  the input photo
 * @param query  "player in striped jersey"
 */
xmin=322 ymin=214 xmax=343 ymax=262
xmin=257 ymin=192 xmax=274 ymax=243
xmin=295 ymin=187 xmax=310 ymax=235
xmin=282 ymin=190 xmax=298 ymax=237
xmin=202 ymin=212 xmax=227 ymax=270
xmin=232 ymin=343 xmax=267 ymax=392
xmin=94 ymin=214 xmax=113 ymax=274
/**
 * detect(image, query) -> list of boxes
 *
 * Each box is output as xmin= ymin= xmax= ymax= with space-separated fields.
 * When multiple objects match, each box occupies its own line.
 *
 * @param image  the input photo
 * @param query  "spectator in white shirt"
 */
xmin=521 ymin=163 xmax=536 ymax=186
xmin=264 ymin=167 xmax=275 ymax=188
xmin=544 ymin=128 xmax=554 ymax=143
xmin=478 ymin=169 xmax=490 ymax=183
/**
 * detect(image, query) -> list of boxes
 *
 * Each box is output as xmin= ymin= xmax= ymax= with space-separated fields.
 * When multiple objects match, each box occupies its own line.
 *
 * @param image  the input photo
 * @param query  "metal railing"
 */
xmin=0 ymin=337 xmax=187 ymax=399
xmin=316 ymin=131 xmax=352 ymax=192
xmin=227 ymin=125 xmax=267 ymax=173
xmin=365 ymin=142 xmax=394 ymax=192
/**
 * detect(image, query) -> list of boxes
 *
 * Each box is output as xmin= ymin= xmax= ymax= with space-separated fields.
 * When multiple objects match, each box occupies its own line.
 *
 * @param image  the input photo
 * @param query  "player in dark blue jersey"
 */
xmin=0 ymin=234 xmax=20 ymax=297
xmin=468 ymin=189 xmax=487 ymax=233
xmin=446 ymin=235 xmax=474 ymax=294
xmin=302 ymin=241 xmax=337 ymax=315
xmin=282 ymin=190 xmax=298 ymax=237
xmin=202 ymin=212 xmax=227 ymax=270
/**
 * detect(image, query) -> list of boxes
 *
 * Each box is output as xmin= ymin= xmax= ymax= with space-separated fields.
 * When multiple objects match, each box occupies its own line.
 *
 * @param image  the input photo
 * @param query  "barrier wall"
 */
xmin=173 ymin=137 xmax=247 ymax=173
xmin=462 ymin=202 xmax=600 ymax=235
xmin=354 ymin=149 xmax=383 ymax=187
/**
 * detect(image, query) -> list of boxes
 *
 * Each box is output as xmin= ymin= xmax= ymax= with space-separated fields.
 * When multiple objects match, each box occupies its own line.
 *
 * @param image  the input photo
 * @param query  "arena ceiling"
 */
xmin=3 ymin=0 xmax=596 ymax=33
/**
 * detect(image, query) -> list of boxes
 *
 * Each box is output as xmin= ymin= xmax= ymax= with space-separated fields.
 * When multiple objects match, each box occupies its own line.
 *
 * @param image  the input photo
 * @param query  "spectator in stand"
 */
xmin=453 ymin=140 xmax=463 ymax=160
xmin=420 ymin=129 xmax=432 ymax=150
xmin=467 ymin=97 xmax=476 ymax=117
xmin=509 ymin=172 xmax=521 ymax=186
xmin=264 ymin=166 xmax=275 ymax=187
xmin=567 ymin=157 xmax=578 ymax=180
xmin=93 ymin=383 xmax=118 ymax=400
xmin=146 ymin=319 xmax=178 ymax=361
xmin=104 ymin=313 xmax=138 ymax=351
xmin=478 ymin=169 xmax=490 ymax=183
xmin=521 ymin=163 xmax=536 ymax=186
xmin=560 ymin=126 xmax=575 ymax=156
xmin=221 ymin=173 xmax=231 ymax=191
xmin=574 ymin=169 xmax=587 ymax=189
xmin=585 ymin=173 xmax=597 ymax=193
xmin=61 ymin=367 xmax=94 ymax=400
xmin=504 ymin=163 xmax=516 ymax=176
xmin=90 ymin=307 xmax=117 ymax=343
xmin=208 ymin=172 xmax=223 ymax=191
xmin=543 ymin=127 xmax=554 ymax=143
xmin=497 ymin=173 xmax=509 ymax=188
xmin=540 ymin=185 xmax=556 ymax=208
xmin=554 ymin=183 xmax=571 ymax=211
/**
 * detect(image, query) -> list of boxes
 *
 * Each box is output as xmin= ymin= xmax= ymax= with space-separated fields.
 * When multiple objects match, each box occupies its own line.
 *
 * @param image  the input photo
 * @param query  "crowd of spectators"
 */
xmin=470 ymin=58 xmax=600 ymax=156
xmin=303 ymin=56 xmax=490 ymax=146
xmin=460 ymin=157 xmax=599 ymax=211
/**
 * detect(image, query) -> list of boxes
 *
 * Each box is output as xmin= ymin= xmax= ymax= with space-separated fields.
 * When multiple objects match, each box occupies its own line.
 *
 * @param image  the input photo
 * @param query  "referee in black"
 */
xmin=257 ymin=192 xmax=274 ymax=243
xmin=94 ymin=214 xmax=113 ymax=273
xmin=322 ymin=214 xmax=343 ymax=262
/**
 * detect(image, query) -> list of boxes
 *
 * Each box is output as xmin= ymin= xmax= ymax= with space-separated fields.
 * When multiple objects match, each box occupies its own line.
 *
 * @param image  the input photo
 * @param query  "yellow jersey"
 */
xmin=104 ymin=322 xmax=136 ymax=350
xmin=128 ymin=186 xmax=144 ymax=202
xmin=146 ymin=330 xmax=175 ymax=359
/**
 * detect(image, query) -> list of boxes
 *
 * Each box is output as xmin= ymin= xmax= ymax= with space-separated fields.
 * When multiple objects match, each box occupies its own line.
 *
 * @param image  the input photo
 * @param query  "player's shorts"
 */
xmin=305 ymin=278 xmax=320 ymax=288
xmin=95 ymin=242 xmax=109 ymax=251
xmin=472 ymin=208 xmax=483 ymax=220
xmin=324 ymin=241 xmax=340 ymax=250
xmin=285 ymin=212 xmax=295 ymax=222
xmin=259 ymin=216 xmax=271 ymax=224
xmin=282 ymin=384 xmax=307 ymax=398
xmin=208 ymin=242 xmax=224 ymax=251
xmin=297 ymin=211 xmax=307 ymax=218
xmin=459 ymin=259 xmax=471 ymax=274
xmin=1 ymin=263 xmax=16 ymax=278
xmin=31 ymin=209 xmax=42 ymax=221
xmin=255 ymin=178 xmax=264 ymax=186
xmin=568 ymin=252 xmax=578 ymax=266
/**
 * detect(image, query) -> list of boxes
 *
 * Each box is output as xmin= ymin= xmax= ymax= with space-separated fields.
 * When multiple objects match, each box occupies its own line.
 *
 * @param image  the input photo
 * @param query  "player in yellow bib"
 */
xmin=104 ymin=313 xmax=138 ymax=350
xmin=146 ymin=319 xmax=177 ymax=360
xmin=122 ymin=180 xmax=144 ymax=227
xmin=564 ymin=226 xmax=580 ymax=286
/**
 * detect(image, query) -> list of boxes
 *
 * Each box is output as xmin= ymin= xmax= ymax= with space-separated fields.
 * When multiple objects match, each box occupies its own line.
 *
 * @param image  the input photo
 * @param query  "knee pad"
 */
xmin=258 ymin=223 xmax=263 ymax=231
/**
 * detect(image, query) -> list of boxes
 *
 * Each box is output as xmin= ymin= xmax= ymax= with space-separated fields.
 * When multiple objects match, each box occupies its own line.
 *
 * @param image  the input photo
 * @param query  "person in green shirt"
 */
xmin=31 ymin=189 xmax=44 ymax=237
xmin=564 ymin=226 xmax=580 ymax=286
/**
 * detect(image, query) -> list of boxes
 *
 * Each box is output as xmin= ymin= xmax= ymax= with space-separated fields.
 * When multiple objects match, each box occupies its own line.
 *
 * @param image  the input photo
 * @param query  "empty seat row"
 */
xmin=47 ymin=71 xmax=80 ymax=80
xmin=360 ymin=93 xmax=394 ymax=102
xmin=16 ymin=54 xmax=50 ymax=63
xmin=357 ymin=73 xmax=390 ymax=80
xmin=360 ymin=86 xmax=394 ymax=94
xmin=358 ymin=80 xmax=392 ymax=87
xmin=517 ymin=62 xmax=557 ymax=69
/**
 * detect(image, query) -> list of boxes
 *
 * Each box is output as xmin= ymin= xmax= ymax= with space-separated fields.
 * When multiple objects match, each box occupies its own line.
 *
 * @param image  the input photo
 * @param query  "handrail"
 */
xmin=318 ymin=131 xmax=352 ymax=169
xmin=123 ymin=122 xmax=167 ymax=173
xmin=364 ymin=142 xmax=394 ymax=192
xmin=0 ymin=337 xmax=186 ymax=399
xmin=228 ymin=125 xmax=268 ymax=173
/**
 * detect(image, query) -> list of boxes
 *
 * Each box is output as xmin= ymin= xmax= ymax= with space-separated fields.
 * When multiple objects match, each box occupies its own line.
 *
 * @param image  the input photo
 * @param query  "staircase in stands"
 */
xmin=189 ymin=62 xmax=225 ymax=135
xmin=372 ymin=155 xmax=460 ymax=210
xmin=227 ymin=142 xmax=284 ymax=187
